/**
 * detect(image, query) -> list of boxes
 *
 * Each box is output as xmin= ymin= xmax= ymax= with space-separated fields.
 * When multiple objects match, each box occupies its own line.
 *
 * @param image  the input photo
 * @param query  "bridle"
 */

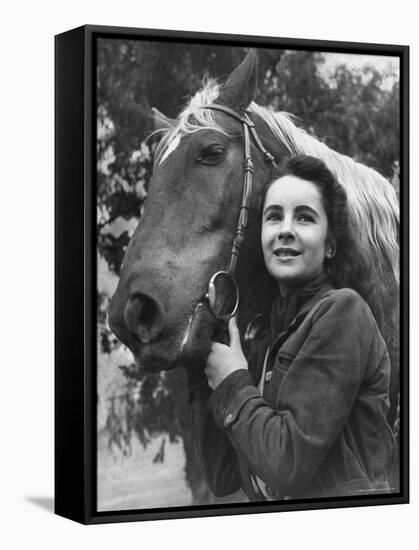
xmin=177 ymin=103 xmax=277 ymax=358
xmin=202 ymin=104 xmax=277 ymax=276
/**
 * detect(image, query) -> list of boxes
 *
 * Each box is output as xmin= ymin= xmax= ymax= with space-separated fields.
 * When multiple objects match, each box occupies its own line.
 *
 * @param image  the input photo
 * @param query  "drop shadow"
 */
xmin=25 ymin=496 xmax=54 ymax=513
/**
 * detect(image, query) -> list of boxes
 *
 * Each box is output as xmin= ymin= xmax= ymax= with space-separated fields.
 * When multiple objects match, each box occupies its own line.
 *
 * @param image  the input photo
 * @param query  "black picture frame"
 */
xmin=55 ymin=24 xmax=409 ymax=525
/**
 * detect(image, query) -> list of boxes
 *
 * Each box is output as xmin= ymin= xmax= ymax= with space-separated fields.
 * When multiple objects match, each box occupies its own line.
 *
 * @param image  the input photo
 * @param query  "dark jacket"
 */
xmin=189 ymin=278 xmax=397 ymax=500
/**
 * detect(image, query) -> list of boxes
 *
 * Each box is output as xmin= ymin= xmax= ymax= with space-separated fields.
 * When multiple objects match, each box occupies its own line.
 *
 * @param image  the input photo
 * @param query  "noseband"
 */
xmin=177 ymin=104 xmax=276 ymax=361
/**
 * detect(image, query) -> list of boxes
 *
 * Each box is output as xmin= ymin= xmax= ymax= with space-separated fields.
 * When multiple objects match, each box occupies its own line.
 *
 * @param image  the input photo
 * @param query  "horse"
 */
xmin=108 ymin=50 xmax=399 ymax=424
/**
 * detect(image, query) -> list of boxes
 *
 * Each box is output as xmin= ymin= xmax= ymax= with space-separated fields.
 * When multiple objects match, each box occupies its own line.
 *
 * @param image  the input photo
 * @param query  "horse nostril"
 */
xmin=124 ymin=293 xmax=165 ymax=344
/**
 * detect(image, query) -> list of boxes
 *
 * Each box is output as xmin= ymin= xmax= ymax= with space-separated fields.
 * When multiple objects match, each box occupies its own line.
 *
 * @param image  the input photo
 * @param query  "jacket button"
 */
xmin=224 ymin=413 xmax=234 ymax=427
xmin=265 ymin=371 xmax=272 ymax=382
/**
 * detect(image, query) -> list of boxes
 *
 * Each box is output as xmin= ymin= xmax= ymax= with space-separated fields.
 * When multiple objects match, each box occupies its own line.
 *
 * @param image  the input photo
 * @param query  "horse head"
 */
xmin=108 ymin=51 xmax=284 ymax=373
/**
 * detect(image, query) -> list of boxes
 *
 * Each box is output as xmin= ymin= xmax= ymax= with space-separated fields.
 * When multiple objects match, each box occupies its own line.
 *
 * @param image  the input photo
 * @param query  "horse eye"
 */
xmin=197 ymin=144 xmax=226 ymax=165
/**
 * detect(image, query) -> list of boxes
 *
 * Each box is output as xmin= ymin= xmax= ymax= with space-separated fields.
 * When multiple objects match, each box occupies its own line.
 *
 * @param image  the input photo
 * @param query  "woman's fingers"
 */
xmin=228 ymin=316 xmax=241 ymax=348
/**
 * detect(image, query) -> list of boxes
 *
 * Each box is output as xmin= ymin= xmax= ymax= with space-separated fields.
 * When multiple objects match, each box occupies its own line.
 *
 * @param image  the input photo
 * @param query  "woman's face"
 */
xmin=261 ymin=175 xmax=331 ymax=295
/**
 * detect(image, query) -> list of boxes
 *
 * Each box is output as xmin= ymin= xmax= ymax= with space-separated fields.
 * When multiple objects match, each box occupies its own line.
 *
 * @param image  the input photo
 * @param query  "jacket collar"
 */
xmin=293 ymin=274 xmax=334 ymax=320
xmin=269 ymin=273 xmax=334 ymax=348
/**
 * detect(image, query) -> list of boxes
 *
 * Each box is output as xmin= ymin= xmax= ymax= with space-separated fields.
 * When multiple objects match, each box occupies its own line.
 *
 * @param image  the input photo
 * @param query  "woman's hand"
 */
xmin=205 ymin=316 xmax=248 ymax=391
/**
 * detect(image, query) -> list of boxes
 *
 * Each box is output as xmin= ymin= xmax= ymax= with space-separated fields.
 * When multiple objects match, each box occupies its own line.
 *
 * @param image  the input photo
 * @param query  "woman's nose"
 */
xmin=277 ymin=217 xmax=296 ymax=242
xmin=277 ymin=229 xmax=295 ymax=242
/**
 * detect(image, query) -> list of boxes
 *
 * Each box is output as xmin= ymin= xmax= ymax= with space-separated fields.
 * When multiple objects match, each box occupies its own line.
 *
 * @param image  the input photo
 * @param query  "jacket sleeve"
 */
xmin=187 ymin=370 xmax=242 ymax=497
xmin=208 ymin=290 xmax=375 ymax=496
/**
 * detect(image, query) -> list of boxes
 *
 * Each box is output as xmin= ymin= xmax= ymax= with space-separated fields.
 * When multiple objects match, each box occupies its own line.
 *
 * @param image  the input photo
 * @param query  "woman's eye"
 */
xmin=197 ymin=144 xmax=226 ymax=165
xmin=298 ymin=214 xmax=315 ymax=223
xmin=266 ymin=213 xmax=282 ymax=222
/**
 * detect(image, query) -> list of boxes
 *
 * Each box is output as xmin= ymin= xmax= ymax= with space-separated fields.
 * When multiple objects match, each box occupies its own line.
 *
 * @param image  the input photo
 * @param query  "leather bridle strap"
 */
xmin=201 ymin=104 xmax=276 ymax=165
xmin=201 ymin=103 xmax=276 ymax=275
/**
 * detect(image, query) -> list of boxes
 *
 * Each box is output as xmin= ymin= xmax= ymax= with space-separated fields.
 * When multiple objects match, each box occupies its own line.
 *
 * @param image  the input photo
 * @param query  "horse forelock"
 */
xmin=153 ymin=79 xmax=225 ymax=167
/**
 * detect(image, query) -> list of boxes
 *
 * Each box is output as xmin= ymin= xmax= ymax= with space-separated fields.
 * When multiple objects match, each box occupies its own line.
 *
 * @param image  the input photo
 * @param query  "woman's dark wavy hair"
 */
xmin=263 ymin=155 xmax=381 ymax=325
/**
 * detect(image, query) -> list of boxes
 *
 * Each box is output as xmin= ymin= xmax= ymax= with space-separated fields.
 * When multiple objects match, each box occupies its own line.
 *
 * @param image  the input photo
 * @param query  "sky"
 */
xmin=320 ymin=52 xmax=399 ymax=88
xmin=322 ymin=52 xmax=399 ymax=73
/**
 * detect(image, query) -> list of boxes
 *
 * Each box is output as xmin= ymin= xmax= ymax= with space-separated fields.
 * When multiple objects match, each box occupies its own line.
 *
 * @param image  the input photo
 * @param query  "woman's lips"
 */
xmin=273 ymin=247 xmax=301 ymax=257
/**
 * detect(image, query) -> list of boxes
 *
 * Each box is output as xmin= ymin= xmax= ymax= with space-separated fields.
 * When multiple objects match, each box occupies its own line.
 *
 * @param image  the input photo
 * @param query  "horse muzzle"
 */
xmin=123 ymin=292 xmax=165 ymax=344
xmin=108 ymin=287 xmax=166 ymax=350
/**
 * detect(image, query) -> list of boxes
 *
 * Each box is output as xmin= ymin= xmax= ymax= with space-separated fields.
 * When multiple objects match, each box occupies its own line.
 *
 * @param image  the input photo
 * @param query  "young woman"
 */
xmin=189 ymin=154 xmax=396 ymax=501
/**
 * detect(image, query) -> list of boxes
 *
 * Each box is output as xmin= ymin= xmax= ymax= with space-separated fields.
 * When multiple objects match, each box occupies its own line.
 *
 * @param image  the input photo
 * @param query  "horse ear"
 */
xmin=152 ymin=107 xmax=177 ymax=130
xmin=217 ymin=49 xmax=258 ymax=112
